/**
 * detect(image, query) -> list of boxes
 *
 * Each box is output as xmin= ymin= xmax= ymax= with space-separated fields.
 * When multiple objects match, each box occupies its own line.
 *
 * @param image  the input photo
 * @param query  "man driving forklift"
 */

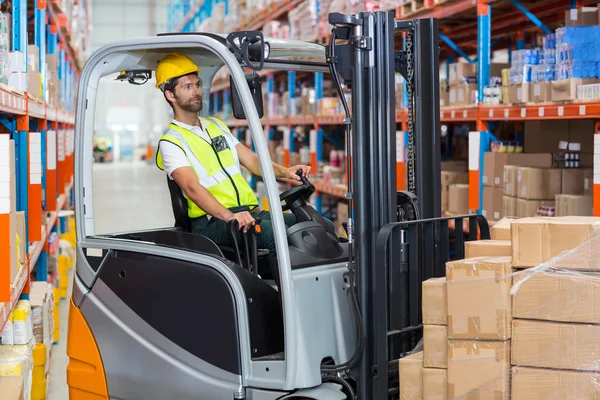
xmin=154 ymin=52 xmax=325 ymax=261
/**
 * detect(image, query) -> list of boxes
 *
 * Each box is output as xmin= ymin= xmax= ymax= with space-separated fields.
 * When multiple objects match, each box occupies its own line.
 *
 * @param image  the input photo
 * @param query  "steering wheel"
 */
xmin=279 ymin=169 xmax=315 ymax=212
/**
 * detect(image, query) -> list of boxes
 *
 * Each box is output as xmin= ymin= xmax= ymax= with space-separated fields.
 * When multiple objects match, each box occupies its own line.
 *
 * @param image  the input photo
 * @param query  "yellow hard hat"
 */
xmin=155 ymin=52 xmax=200 ymax=89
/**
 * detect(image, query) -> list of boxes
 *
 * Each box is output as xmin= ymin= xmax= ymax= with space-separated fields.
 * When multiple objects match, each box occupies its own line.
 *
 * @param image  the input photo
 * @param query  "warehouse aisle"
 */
xmin=47 ymin=161 xmax=174 ymax=399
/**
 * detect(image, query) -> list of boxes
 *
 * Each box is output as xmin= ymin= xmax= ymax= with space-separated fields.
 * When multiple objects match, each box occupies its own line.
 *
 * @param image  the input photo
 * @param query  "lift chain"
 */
xmin=406 ymin=31 xmax=416 ymax=195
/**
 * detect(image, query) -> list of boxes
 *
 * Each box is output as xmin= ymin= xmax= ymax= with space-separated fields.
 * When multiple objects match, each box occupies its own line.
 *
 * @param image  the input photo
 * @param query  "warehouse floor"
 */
xmin=47 ymin=161 xmax=174 ymax=399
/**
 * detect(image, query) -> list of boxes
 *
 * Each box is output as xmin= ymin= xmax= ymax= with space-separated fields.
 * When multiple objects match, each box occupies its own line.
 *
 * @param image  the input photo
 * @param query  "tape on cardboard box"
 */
xmin=446 ymin=256 xmax=512 ymax=340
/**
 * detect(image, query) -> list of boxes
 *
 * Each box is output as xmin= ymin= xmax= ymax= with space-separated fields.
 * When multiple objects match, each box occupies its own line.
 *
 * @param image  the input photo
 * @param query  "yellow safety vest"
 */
xmin=156 ymin=117 xmax=258 ymax=218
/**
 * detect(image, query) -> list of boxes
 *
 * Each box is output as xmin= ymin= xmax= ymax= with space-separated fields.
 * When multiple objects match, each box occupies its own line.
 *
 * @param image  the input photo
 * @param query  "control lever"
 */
xmin=227 ymin=217 xmax=262 ymax=275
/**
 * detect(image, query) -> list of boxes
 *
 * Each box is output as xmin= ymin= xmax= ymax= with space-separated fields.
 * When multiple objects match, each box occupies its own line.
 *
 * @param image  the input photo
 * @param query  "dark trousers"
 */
xmin=191 ymin=207 xmax=298 ymax=261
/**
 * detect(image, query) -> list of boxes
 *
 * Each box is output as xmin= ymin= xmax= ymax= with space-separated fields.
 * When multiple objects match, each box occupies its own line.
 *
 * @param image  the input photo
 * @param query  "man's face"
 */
xmin=169 ymin=74 xmax=203 ymax=112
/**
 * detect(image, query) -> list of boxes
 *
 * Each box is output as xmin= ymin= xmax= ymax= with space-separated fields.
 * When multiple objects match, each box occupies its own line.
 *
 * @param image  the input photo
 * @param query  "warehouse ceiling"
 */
xmin=90 ymin=0 xmax=167 ymax=53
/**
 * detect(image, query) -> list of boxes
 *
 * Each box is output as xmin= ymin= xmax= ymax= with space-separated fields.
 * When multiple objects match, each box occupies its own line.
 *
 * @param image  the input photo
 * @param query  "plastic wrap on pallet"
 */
xmin=440 ymin=217 xmax=600 ymax=399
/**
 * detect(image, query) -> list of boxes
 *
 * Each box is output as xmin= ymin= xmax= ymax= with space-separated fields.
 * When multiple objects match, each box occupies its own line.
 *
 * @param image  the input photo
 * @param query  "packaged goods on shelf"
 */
xmin=517 ymin=167 xmax=562 ymax=200
xmin=482 ymin=186 xmax=504 ymax=221
xmin=555 ymin=194 xmax=593 ymax=216
xmin=441 ymin=171 xmax=468 ymax=214
xmin=483 ymin=152 xmax=553 ymax=189
xmin=448 ymin=63 xmax=477 ymax=86
xmin=517 ymin=198 xmax=555 ymax=218
xmin=503 ymin=195 xmax=518 ymax=217
xmin=564 ymin=6 xmax=598 ymax=27
xmin=289 ymin=0 xmax=318 ymax=41
xmin=448 ymin=184 xmax=469 ymax=215
xmin=449 ymin=83 xmax=477 ymax=106
xmin=398 ymin=351 xmax=423 ymax=399
xmin=422 ymin=277 xmax=447 ymax=326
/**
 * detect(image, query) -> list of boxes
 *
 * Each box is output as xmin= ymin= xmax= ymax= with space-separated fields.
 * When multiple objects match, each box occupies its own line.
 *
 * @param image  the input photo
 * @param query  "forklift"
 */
xmin=67 ymin=10 xmax=490 ymax=400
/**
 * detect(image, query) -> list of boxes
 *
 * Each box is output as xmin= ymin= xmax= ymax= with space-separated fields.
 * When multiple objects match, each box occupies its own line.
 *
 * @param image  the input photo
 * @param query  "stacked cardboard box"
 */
xmin=446 ymin=256 xmax=513 ymax=399
xmin=422 ymin=277 xmax=448 ymax=399
xmin=509 ymin=216 xmax=600 ymax=398
xmin=441 ymin=171 xmax=468 ymax=214
xmin=484 ymin=152 xmax=553 ymax=221
xmin=448 ymin=63 xmax=477 ymax=107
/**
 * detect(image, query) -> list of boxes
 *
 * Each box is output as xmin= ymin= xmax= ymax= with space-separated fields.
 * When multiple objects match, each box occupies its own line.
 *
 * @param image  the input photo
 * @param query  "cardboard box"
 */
xmin=0 ymin=376 xmax=24 ymax=400
xmin=490 ymin=63 xmax=511 ymax=79
xmin=532 ymin=81 xmax=552 ymax=103
xmin=562 ymin=168 xmax=590 ymax=195
xmin=465 ymin=240 xmax=511 ymax=258
xmin=584 ymin=168 xmax=594 ymax=196
xmin=512 ymin=366 xmax=600 ymax=400
xmin=399 ymin=351 xmax=423 ymax=400
xmin=424 ymin=325 xmax=448 ymax=369
xmin=448 ymin=340 xmax=511 ymax=399
xmin=449 ymin=83 xmax=477 ymax=106
xmin=448 ymin=184 xmax=469 ymax=215
xmin=482 ymin=186 xmax=504 ymax=221
xmin=551 ymin=78 xmax=600 ymax=102
xmin=565 ymin=7 xmax=598 ymax=26
xmin=511 ymin=216 xmax=600 ymax=269
xmin=512 ymin=319 xmax=600 ymax=371
xmin=449 ymin=63 xmax=477 ymax=86
xmin=423 ymin=368 xmax=447 ymax=400
xmin=503 ymin=196 xmax=518 ymax=218
xmin=517 ymin=199 xmax=555 ymax=218
xmin=517 ymin=167 xmax=562 ymax=200
xmin=441 ymin=160 xmax=468 ymax=172
xmin=491 ymin=218 xmax=514 ymax=241
xmin=27 ymin=71 xmax=41 ymax=98
xmin=440 ymin=88 xmax=449 ymax=108
xmin=511 ymin=82 xmax=533 ymax=104
xmin=512 ymin=269 xmax=600 ymax=324
xmin=483 ymin=153 xmax=553 ymax=189
xmin=422 ymin=277 xmax=447 ymax=326
xmin=556 ymin=194 xmax=593 ymax=216
xmin=441 ymin=171 xmax=468 ymax=212
xmin=446 ymin=256 xmax=512 ymax=340
xmin=503 ymin=165 xmax=518 ymax=197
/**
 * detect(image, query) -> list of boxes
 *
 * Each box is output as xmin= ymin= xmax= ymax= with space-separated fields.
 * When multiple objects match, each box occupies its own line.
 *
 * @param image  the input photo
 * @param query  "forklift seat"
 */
xmin=166 ymin=176 xmax=272 ymax=277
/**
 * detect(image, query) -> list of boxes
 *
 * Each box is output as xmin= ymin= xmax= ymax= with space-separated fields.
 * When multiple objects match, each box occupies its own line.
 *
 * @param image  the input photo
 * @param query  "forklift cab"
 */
xmin=69 ymin=31 xmax=357 ymax=400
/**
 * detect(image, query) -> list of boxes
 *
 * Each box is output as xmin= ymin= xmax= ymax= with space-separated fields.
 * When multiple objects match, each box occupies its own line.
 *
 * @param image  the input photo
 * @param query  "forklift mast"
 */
xmin=327 ymin=12 xmax=442 ymax=399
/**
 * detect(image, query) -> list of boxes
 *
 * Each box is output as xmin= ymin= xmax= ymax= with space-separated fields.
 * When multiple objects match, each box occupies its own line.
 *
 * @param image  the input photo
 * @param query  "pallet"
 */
xmin=401 ymin=0 xmax=426 ymax=17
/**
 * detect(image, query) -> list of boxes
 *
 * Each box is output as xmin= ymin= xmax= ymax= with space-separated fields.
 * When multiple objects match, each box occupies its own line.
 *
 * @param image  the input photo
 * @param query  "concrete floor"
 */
xmin=47 ymin=161 xmax=174 ymax=399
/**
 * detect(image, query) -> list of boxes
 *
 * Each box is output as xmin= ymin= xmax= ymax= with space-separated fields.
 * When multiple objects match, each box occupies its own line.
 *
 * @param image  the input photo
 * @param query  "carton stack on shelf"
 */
xmin=482 ymin=152 xmax=558 ymax=219
xmin=441 ymin=161 xmax=468 ymax=215
xmin=448 ymin=63 xmax=477 ymax=107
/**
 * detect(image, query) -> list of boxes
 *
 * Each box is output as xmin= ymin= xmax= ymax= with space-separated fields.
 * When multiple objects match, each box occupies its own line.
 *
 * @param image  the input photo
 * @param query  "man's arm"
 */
xmin=171 ymin=167 xmax=235 ymax=221
xmin=235 ymin=143 xmax=287 ymax=178
xmin=235 ymin=143 xmax=310 ymax=183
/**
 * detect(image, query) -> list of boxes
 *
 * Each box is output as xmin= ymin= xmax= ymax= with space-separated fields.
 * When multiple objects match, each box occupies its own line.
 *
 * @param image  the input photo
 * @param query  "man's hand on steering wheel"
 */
xmin=283 ymin=165 xmax=311 ymax=184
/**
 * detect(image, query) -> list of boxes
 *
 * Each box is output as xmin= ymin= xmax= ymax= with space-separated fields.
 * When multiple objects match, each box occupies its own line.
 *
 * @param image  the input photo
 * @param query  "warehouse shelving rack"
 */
xmin=168 ymin=0 xmax=600 ymax=219
xmin=0 ymin=0 xmax=84 ymax=333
